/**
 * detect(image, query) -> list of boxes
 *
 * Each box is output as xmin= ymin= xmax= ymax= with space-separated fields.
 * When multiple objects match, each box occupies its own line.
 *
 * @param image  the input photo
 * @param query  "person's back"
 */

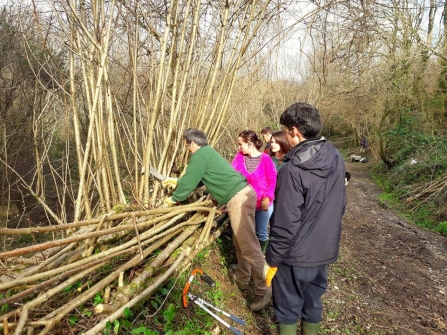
xmin=360 ymin=136 xmax=368 ymax=153
xmin=173 ymin=145 xmax=247 ymax=204
xmin=264 ymin=102 xmax=346 ymax=335
xmin=271 ymin=138 xmax=345 ymax=266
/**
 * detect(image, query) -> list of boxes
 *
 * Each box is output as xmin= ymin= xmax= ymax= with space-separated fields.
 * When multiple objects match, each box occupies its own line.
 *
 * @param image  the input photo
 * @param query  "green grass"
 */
xmin=94 ymin=260 xmax=226 ymax=335
xmin=373 ymin=173 xmax=447 ymax=236
xmin=436 ymin=221 xmax=447 ymax=235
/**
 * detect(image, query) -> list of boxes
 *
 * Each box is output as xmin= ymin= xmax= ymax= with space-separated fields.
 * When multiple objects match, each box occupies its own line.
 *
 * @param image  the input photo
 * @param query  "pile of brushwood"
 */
xmin=0 ymin=196 xmax=227 ymax=335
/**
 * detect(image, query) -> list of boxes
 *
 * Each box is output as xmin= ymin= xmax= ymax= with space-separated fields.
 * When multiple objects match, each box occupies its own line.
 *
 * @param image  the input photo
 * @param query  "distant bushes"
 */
xmin=374 ymin=120 xmax=447 ymax=235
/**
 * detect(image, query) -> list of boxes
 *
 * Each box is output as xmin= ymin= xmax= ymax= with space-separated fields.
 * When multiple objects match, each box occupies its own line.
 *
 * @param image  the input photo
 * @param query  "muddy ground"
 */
xmin=193 ymin=153 xmax=447 ymax=335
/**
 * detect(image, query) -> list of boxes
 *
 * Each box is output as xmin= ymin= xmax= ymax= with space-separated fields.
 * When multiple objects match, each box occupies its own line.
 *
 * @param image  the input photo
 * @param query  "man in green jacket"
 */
xmin=163 ymin=128 xmax=271 ymax=311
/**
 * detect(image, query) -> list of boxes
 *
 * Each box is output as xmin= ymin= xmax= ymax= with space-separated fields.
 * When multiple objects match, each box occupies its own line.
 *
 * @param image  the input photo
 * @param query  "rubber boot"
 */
xmin=301 ymin=320 xmax=321 ymax=335
xmin=278 ymin=322 xmax=297 ymax=335
xmin=259 ymin=239 xmax=269 ymax=254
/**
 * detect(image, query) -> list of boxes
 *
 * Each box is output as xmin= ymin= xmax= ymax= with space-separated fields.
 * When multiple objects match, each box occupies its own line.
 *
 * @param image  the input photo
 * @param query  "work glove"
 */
xmin=261 ymin=197 xmax=270 ymax=211
xmin=162 ymin=177 xmax=178 ymax=189
xmin=263 ymin=262 xmax=277 ymax=287
xmin=163 ymin=196 xmax=178 ymax=207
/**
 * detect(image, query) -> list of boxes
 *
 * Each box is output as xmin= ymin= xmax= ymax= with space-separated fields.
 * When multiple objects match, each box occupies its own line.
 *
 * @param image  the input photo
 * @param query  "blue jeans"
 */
xmin=255 ymin=204 xmax=273 ymax=241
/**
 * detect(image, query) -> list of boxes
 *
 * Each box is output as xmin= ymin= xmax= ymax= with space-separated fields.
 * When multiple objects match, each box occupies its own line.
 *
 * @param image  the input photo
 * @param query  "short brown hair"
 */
xmin=261 ymin=126 xmax=273 ymax=135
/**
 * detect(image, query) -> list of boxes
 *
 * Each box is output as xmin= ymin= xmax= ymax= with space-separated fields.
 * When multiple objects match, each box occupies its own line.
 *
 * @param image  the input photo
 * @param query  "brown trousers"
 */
xmin=227 ymin=185 xmax=271 ymax=297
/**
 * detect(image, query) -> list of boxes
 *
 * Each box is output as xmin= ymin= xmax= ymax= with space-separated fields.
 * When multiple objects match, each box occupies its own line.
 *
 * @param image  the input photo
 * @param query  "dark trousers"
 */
xmin=272 ymin=264 xmax=328 ymax=324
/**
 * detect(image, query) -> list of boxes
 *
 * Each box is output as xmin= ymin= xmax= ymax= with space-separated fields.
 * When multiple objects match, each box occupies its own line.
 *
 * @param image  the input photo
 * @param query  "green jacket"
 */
xmin=172 ymin=145 xmax=247 ymax=204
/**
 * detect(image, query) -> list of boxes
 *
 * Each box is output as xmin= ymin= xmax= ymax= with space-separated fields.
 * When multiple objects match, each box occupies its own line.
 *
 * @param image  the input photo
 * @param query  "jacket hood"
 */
xmin=283 ymin=136 xmax=339 ymax=178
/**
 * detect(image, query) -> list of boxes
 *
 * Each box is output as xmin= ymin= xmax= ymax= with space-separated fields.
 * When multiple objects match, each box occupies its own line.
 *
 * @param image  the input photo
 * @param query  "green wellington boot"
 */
xmin=301 ymin=320 xmax=321 ymax=335
xmin=278 ymin=322 xmax=297 ymax=335
xmin=259 ymin=239 xmax=269 ymax=254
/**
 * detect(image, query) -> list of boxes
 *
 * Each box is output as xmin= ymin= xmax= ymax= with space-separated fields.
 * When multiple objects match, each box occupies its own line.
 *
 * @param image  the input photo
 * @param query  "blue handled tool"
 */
xmin=189 ymin=293 xmax=246 ymax=326
xmin=182 ymin=268 xmax=245 ymax=335
xmin=188 ymin=293 xmax=245 ymax=335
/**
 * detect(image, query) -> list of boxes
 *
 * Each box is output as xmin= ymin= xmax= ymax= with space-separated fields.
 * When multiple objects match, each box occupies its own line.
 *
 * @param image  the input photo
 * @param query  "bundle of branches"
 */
xmin=0 ymin=196 xmax=228 ymax=335
xmin=404 ymin=172 xmax=447 ymax=216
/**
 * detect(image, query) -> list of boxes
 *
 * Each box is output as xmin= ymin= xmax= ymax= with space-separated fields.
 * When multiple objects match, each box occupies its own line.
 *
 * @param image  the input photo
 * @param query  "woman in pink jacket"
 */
xmin=231 ymin=130 xmax=277 ymax=253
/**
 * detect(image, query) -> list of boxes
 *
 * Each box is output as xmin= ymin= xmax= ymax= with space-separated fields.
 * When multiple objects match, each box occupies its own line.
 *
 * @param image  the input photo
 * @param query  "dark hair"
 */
xmin=279 ymin=102 xmax=322 ymax=139
xmin=270 ymin=130 xmax=292 ymax=156
xmin=238 ymin=130 xmax=263 ymax=150
xmin=184 ymin=128 xmax=208 ymax=147
xmin=261 ymin=126 xmax=273 ymax=135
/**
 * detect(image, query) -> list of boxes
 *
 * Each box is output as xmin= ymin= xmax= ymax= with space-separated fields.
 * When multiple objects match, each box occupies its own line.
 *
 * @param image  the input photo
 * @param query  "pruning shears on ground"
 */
xmin=182 ymin=268 xmax=246 ymax=335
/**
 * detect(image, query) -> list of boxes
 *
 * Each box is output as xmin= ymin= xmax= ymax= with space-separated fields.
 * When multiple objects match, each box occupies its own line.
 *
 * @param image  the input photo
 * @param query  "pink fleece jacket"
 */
xmin=231 ymin=152 xmax=277 ymax=210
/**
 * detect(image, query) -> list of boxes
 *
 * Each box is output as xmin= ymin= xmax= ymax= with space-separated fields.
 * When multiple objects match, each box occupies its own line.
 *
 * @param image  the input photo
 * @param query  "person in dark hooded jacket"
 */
xmin=264 ymin=102 xmax=346 ymax=335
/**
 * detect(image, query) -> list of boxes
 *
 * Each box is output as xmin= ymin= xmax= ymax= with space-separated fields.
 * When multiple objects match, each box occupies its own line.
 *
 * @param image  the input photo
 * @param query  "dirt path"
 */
xmin=201 ymin=151 xmax=447 ymax=335
xmin=326 ymin=159 xmax=447 ymax=334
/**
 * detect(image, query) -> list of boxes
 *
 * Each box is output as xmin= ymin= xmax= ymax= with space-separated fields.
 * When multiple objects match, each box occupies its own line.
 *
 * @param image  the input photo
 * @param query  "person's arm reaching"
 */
xmin=171 ymin=153 xmax=207 ymax=202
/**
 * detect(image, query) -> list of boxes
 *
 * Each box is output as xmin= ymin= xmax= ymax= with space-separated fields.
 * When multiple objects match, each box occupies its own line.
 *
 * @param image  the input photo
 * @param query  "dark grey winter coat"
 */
xmin=265 ymin=137 xmax=347 ymax=268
